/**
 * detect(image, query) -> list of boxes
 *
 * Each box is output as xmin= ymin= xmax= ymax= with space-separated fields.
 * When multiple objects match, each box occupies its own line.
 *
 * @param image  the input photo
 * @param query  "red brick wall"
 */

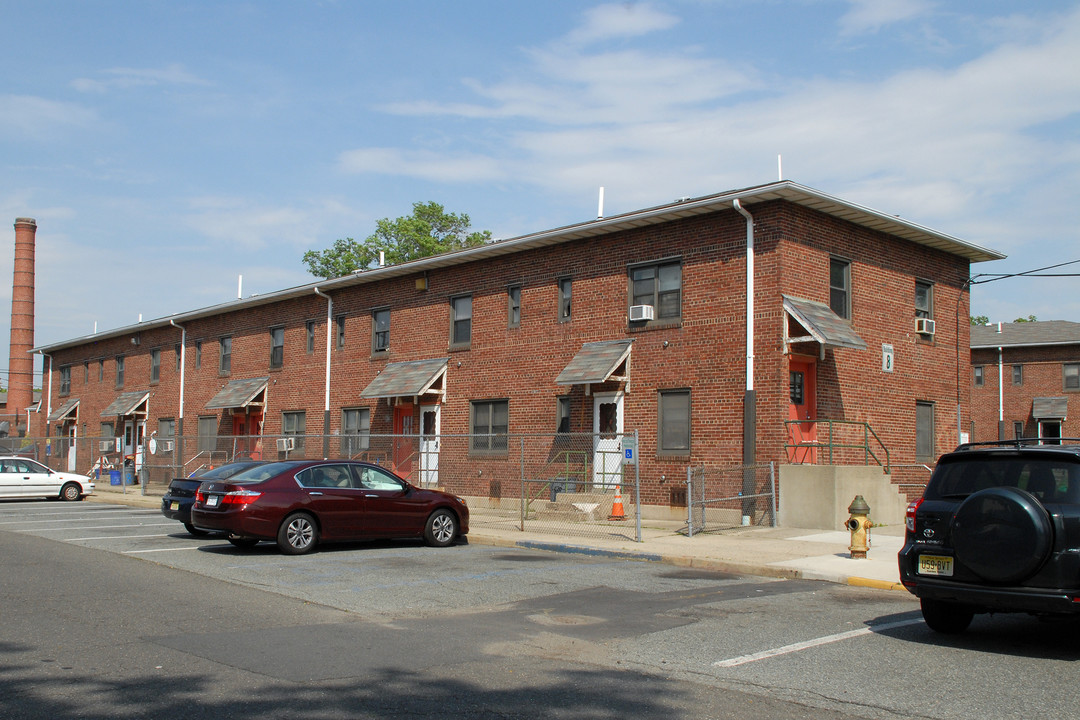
xmin=970 ymin=343 xmax=1080 ymax=441
xmin=42 ymin=199 xmax=971 ymax=501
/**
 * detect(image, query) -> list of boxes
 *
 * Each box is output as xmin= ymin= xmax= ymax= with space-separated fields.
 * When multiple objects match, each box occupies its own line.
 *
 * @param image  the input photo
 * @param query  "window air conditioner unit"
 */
xmin=161 ymin=440 xmax=174 ymax=452
xmin=915 ymin=318 xmax=936 ymax=335
xmin=99 ymin=440 xmax=114 ymax=452
xmin=276 ymin=437 xmax=295 ymax=452
xmin=629 ymin=304 xmax=655 ymax=322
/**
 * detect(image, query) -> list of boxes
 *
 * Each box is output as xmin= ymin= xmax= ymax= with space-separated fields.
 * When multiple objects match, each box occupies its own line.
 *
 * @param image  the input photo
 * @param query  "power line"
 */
xmin=971 ymin=258 xmax=1080 ymax=285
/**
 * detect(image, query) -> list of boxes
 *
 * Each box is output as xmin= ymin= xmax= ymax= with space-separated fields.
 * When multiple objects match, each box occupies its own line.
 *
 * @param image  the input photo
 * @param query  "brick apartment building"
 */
xmin=971 ymin=321 xmax=1080 ymax=442
xmin=30 ymin=181 xmax=1003 ymax=510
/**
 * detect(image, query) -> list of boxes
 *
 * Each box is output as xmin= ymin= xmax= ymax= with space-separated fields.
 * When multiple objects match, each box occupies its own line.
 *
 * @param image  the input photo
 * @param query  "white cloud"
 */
xmin=0 ymin=95 xmax=97 ymax=140
xmin=337 ymin=147 xmax=505 ymax=183
xmin=564 ymin=2 xmax=680 ymax=46
xmin=838 ymin=0 xmax=934 ymax=36
xmin=71 ymin=63 xmax=211 ymax=93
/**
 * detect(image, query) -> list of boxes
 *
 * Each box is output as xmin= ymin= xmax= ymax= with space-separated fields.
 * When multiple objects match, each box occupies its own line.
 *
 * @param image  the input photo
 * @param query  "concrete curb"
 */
xmin=847 ymin=576 xmax=907 ymax=592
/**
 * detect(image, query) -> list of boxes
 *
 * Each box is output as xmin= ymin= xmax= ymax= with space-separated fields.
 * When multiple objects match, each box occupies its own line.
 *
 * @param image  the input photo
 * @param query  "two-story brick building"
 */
xmin=971 ymin=321 xmax=1080 ymax=442
xmin=29 ymin=181 xmax=1004 ymax=518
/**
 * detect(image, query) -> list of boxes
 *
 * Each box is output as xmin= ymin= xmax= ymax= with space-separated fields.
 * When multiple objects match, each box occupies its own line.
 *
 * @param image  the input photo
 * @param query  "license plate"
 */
xmin=206 ymin=495 xmax=220 ymax=508
xmin=918 ymin=554 xmax=953 ymax=576
xmin=170 ymin=501 xmax=179 ymax=511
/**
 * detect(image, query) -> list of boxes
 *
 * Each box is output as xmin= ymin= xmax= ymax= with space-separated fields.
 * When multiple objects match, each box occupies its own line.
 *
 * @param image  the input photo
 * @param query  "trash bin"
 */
xmin=124 ymin=470 xmax=136 ymax=485
xmin=109 ymin=470 xmax=122 ymax=486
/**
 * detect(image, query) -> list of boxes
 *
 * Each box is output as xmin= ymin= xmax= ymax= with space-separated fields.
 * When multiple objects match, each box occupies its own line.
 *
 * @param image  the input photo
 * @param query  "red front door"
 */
xmin=231 ymin=413 xmax=263 ymax=460
xmin=392 ymin=404 xmax=415 ymax=479
xmin=787 ymin=359 xmax=817 ymax=463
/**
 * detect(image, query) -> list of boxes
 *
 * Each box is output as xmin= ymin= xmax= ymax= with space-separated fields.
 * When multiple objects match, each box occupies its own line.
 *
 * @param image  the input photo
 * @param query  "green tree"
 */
xmin=1013 ymin=314 xmax=1038 ymax=323
xmin=970 ymin=315 xmax=990 ymax=326
xmin=303 ymin=201 xmax=492 ymax=279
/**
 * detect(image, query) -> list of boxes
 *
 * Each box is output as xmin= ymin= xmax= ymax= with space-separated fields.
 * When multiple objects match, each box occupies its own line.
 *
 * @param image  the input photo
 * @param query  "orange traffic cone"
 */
xmin=608 ymin=484 xmax=626 ymax=521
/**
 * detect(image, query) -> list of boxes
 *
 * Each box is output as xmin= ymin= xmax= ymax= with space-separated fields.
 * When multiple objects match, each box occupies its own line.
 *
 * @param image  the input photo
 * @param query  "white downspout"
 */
xmin=998 ymin=345 xmax=1004 ymax=440
xmin=733 ymin=199 xmax=754 ymax=393
xmin=169 ymin=320 xmax=186 ymax=431
xmin=314 ymin=287 xmax=333 ymax=459
xmin=38 ymin=351 xmax=52 ymax=426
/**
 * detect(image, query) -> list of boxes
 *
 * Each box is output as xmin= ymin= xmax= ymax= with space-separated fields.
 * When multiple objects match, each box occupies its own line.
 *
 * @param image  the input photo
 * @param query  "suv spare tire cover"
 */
xmin=951 ymin=486 xmax=1053 ymax=584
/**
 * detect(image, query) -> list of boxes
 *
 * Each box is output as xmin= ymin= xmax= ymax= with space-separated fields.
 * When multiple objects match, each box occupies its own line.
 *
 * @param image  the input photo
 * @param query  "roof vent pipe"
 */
xmin=379 ymin=251 xmax=385 ymax=267
xmin=238 ymin=275 xmax=243 ymax=299
xmin=597 ymin=187 xmax=604 ymax=219
xmin=997 ymin=322 xmax=1002 ymax=333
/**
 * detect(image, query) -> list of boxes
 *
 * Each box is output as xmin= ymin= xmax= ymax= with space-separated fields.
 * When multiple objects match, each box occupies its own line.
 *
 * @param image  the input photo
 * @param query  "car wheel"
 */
xmin=227 ymin=536 xmax=260 ymax=549
xmin=921 ymin=599 xmax=975 ymax=634
xmin=184 ymin=523 xmax=210 ymax=537
xmin=424 ymin=509 xmax=457 ymax=548
xmin=278 ymin=512 xmax=318 ymax=555
xmin=951 ymin=486 xmax=1053 ymax=583
xmin=59 ymin=483 xmax=81 ymax=502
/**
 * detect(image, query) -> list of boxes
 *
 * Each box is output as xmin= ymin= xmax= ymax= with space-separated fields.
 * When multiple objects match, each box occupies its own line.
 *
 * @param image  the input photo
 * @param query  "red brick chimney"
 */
xmin=9 ymin=218 xmax=36 ymax=432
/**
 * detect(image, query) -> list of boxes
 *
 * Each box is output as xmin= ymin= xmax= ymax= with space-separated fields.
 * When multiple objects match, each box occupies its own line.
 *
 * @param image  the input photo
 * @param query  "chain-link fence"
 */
xmin=683 ymin=462 xmax=776 ymax=536
xmin=21 ymin=430 xmax=642 ymax=542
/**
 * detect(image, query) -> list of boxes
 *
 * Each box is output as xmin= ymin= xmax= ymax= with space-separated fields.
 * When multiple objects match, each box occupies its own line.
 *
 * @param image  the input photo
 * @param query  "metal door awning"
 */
xmin=1033 ymin=397 xmax=1068 ymax=420
xmin=556 ymin=340 xmax=633 ymax=389
xmin=783 ymin=295 xmax=867 ymax=357
xmin=360 ymin=358 xmax=448 ymax=401
xmin=205 ymin=377 xmax=269 ymax=410
xmin=48 ymin=398 xmax=80 ymax=422
xmin=101 ymin=391 xmax=149 ymax=418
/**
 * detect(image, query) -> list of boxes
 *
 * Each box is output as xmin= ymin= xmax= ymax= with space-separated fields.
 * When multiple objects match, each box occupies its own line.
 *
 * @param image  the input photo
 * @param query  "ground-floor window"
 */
xmin=916 ymin=401 xmax=935 ymax=461
xmin=471 ymin=399 xmax=508 ymax=455
xmin=658 ymin=389 xmax=690 ymax=456
xmin=197 ymin=416 xmax=217 ymax=454
xmin=282 ymin=411 xmax=306 ymax=452
xmin=1039 ymin=420 xmax=1061 ymax=445
xmin=341 ymin=408 xmax=370 ymax=456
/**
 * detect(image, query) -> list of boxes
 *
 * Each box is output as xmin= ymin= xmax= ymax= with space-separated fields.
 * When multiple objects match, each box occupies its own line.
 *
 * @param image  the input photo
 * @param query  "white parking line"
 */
xmin=713 ymin=619 xmax=923 ymax=667
xmin=0 ymin=513 xmax=160 ymax=525
xmin=68 ymin=533 xmax=174 ymax=541
xmin=30 ymin=522 xmax=179 ymax=531
xmin=123 ymin=547 xmax=201 ymax=554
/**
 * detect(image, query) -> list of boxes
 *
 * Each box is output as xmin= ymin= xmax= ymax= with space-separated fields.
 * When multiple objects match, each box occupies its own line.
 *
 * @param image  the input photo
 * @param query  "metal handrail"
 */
xmin=783 ymin=419 xmax=891 ymax=472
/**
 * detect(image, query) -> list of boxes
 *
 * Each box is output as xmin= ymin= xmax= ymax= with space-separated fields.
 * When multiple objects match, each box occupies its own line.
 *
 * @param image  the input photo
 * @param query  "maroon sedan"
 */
xmin=189 ymin=460 xmax=469 ymax=555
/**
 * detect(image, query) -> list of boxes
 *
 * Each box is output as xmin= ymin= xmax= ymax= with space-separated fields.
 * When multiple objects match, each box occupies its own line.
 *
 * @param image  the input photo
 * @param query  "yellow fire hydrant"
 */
xmin=844 ymin=495 xmax=872 ymax=559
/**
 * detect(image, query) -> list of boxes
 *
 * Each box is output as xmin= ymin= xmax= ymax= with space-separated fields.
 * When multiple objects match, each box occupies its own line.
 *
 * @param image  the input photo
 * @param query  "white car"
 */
xmin=0 ymin=456 xmax=94 ymax=501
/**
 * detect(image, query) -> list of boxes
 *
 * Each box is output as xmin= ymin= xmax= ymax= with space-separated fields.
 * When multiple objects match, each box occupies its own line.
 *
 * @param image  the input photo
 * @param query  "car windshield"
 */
xmin=927 ymin=454 xmax=1080 ymax=503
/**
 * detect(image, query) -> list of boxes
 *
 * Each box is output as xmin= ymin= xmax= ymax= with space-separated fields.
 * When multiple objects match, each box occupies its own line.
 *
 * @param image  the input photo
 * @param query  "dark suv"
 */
xmin=899 ymin=440 xmax=1080 ymax=634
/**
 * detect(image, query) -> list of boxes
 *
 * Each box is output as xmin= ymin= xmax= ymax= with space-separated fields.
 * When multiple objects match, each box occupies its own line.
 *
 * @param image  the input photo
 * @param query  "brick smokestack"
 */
xmin=9 ymin=218 xmax=36 ymax=431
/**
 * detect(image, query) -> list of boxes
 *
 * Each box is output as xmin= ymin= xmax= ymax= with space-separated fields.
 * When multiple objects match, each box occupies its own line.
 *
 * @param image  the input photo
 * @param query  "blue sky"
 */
xmin=2 ymin=0 xmax=1079 ymax=385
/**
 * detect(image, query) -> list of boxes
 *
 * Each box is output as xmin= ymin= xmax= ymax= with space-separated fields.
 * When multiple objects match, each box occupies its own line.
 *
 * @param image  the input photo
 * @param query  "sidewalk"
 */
xmin=87 ymin=485 xmax=906 ymax=592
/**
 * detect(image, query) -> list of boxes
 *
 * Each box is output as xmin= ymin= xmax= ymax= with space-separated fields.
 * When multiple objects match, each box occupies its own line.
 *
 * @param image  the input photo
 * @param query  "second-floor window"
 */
xmin=1012 ymin=364 xmax=1023 ymax=385
xmin=372 ymin=308 xmax=390 ymax=353
xmin=306 ymin=320 xmax=316 ymax=353
xmin=150 ymin=348 xmax=161 ymax=383
xmin=558 ymin=277 xmax=572 ymax=321
xmin=450 ymin=295 xmax=472 ymax=347
xmin=270 ymin=326 xmax=284 ymax=368
xmin=508 ymin=285 xmax=521 ymax=328
xmin=974 ymin=366 xmax=984 ymax=387
xmin=915 ymin=280 xmax=933 ymax=320
xmin=631 ymin=260 xmax=682 ymax=320
xmin=219 ymin=337 xmax=231 ymax=374
xmin=59 ymin=366 xmax=71 ymax=395
xmin=830 ymin=257 xmax=851 ymax=320
xmin=1065 ymin=364 xmax=1080 ymax=391
xmin=335 ymin=315 xmax=346 ymax=349
xmin=115 ymin=355 xmax=125 ymax=387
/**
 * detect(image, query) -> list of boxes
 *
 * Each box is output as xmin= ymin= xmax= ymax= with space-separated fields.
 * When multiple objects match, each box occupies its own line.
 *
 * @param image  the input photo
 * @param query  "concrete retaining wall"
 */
xmin=778 ymin=465 xmax=908 ymax=531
